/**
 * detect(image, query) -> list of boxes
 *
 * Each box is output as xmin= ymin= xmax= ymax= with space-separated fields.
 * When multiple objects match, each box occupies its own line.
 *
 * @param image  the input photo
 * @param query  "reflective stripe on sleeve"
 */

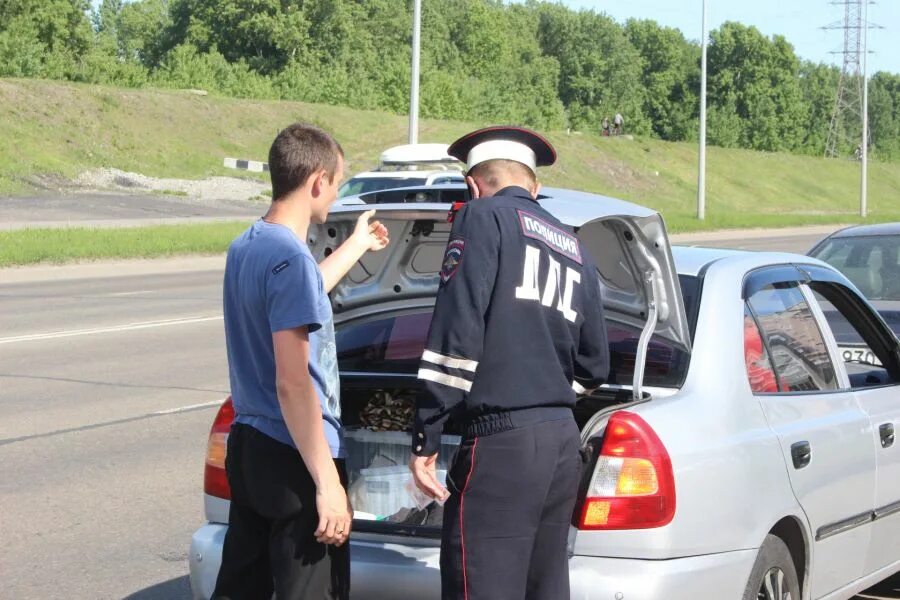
xmin=418 ymin=368 xmax=474 ymax=392
xmin=421 ymin=350 xmax=479 ymax=373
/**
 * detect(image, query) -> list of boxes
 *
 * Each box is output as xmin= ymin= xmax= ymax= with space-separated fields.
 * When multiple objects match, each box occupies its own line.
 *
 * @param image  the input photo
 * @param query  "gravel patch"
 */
xmin=75 ymin=168 xmax=269 ymax=205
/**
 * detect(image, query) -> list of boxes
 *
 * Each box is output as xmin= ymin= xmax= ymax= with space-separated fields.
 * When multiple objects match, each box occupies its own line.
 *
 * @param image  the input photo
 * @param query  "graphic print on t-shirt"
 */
xmin=315 ymin=315 xmax=341 ymax=419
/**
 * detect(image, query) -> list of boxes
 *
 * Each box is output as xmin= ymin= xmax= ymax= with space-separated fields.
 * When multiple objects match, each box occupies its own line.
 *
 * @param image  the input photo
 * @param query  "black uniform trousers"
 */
xmin=213 ymin=423 xmax=350 ymax=600
xmin=441 ymin=417 xmax=582 ymax=600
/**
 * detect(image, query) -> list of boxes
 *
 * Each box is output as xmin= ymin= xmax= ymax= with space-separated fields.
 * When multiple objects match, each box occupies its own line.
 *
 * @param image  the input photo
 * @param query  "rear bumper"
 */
xmin=569 ymin=550 xmax=757 ymax=600
xmin=189 ymin=524 xmax=226 ymax=600
xmin=189 ymin=524 xmax=757 ymax=600
xmin=189 ymin=526 xmax=443 ymax=600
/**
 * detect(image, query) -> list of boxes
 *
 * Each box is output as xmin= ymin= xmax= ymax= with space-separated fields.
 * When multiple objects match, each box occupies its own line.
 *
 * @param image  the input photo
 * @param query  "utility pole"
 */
xmin=409 ymin=0 xmax=422 ymax=145
xmin=697 ymin=0 xmax=708 ymax=220
xmin=823 ymin=0 xmax=880 ymax=217
xmin=860 ymin=0 xmax=869 ymax=217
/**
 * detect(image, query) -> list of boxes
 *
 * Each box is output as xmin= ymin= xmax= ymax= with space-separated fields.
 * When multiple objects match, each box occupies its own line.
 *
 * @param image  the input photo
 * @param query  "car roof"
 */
xmin=537 ymin=186 xmax=658 ymax=224
xmin=333 ymin=184 xmax=662 ymax=227
xmin=827 ymin=222 xmax=900 ymax=238
xmin=347 ymin=170 xmax=462 ymax=179
xmin=672 ymin=245 xmax=834 ymax=277
xmin=671 ymin=246 xmax=746 ymax=276
xmin=379 ymin=143 xmax=457 ymax=165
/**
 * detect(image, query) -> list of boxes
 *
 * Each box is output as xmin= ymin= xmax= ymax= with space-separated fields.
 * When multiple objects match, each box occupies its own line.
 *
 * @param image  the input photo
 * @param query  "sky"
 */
xmin=558 ymin=0 xmax=899 ymax=75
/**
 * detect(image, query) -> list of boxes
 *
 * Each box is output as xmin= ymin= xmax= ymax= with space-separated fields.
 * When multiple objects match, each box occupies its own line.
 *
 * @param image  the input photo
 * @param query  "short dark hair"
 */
xmin=468 ymin=159 xmax=536 ymax=187
xmin=268 ymin=123 xmax=344 ymax=201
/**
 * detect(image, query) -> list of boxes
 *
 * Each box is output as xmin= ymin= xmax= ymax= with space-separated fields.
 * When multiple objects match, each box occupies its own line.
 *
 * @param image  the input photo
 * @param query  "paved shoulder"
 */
xmin=671 ymin=225 xmax=842 ymax=254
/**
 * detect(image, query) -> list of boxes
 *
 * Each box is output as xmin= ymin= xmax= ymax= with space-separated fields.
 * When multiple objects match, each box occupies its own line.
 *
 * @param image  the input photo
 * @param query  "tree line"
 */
xmin=1 ymin=0 xmax=898 ymax=159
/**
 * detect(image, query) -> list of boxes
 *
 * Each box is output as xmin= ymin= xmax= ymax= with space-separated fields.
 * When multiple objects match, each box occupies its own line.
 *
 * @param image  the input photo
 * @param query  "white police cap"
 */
xmin=448 ymin=126 xmax=556 ymax=173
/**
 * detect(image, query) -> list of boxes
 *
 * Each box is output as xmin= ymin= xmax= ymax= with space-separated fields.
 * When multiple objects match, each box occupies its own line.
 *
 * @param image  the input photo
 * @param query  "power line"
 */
xmin=822 ymin=1 xmax=880 ymax=160
xmin=822 ymin=0 xmax=883 ymax=217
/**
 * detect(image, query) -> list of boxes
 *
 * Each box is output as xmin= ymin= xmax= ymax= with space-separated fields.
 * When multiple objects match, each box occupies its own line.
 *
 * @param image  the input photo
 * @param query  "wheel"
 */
xmin=742 ymin=534 xmax=801 ymax=600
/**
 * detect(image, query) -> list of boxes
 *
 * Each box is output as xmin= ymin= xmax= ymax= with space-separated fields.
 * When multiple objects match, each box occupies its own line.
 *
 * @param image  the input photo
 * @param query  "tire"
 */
xmin=742 ymin=534 xmax=801 ymax=600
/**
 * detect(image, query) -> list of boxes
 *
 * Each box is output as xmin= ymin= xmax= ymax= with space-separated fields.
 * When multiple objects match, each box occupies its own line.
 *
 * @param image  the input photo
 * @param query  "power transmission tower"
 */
xmin=822 ymin=1 xmax=876 ymax=159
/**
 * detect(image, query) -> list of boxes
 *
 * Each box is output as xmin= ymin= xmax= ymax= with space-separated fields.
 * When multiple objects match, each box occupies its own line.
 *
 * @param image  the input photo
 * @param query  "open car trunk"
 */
xmin=336 ymin=372 xmax=636 ymax=536
xmin=313 ymin=191 xmax=692 ymax=536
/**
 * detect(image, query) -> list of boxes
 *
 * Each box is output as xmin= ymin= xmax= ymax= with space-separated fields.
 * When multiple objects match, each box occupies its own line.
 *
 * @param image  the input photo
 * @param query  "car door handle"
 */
xmin=791 ymin=441 xmax=812 ymax=470
xmin=880 ymin=424 xmax=895 ymax=449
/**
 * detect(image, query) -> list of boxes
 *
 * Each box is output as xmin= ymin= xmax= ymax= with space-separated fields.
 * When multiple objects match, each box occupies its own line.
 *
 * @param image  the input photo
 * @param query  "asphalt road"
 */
xmin=2 ymin=229 xmax=898 ymax=599
xmin=0 ymin=269 xmax=227 ymax=599
xmin=0 ymin=191 xmax=259 ymax=230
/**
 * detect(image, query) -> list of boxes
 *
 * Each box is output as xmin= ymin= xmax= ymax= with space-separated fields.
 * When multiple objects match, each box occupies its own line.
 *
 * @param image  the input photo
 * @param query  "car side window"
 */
xmin=745 ymin=284 xmax=839 ymax=393
xmin=808 ymin=282 xmax=899 ymax=389
xmin=813 ymin=236 xmax=900 ymax=301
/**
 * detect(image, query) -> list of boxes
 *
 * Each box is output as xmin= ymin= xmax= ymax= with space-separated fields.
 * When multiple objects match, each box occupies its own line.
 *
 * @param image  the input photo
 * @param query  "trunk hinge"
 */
xmin=632 ymin=268 xmax=661 ymax=401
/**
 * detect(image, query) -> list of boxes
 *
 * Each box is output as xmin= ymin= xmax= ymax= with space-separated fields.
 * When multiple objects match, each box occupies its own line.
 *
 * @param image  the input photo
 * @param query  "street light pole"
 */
xmin=860 ymin=0 xmax=869 ymax=218
xmin=409 ymin=0 xmax=422 ymax=145
xmin=697 ymin=0 xmax=708 ymax=220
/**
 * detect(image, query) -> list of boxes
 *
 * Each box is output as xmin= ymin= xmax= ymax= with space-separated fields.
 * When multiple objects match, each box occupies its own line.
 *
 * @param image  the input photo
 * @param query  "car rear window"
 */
xmin=338 ymin=176 xmax=428 ymax=198
xmin=336 ymin=276 xmax=700 ymax=389
xmin=810 ymin=236 xmax=900 ymax=301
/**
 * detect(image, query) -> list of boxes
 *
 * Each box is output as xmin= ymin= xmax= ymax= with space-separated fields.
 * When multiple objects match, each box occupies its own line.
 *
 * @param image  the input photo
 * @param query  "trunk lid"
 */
xmin=313 ymin=186 xmax=691 ymax=352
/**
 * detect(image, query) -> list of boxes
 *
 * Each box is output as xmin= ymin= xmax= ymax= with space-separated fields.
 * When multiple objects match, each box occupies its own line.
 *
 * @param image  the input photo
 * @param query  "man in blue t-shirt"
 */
xmin=214 ymin=123 xmax=389 ymax=600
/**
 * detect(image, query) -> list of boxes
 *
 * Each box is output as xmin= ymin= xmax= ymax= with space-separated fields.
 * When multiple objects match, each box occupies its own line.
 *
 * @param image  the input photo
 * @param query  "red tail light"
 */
xmin=578 ymin=411 xmax=675 ymax=530
xmin=204 ymin=397 xmax=234 ymax=500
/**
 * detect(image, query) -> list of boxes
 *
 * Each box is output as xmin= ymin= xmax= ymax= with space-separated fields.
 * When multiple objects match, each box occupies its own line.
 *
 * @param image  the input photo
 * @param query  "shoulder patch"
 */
xmin=272 ymin=260 xmax=291 ymax=275
xmin=440 ymin=238 xmax=465 ymax=283
xmin=517 ymin=210 xmax=582 ymax=264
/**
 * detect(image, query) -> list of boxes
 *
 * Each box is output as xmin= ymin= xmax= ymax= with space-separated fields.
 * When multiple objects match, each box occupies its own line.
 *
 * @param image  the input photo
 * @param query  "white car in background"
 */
xmin=338 ymin=143 xmax=465 ymax=198
xmin=191 ymin=185 xmax=900 ymax=599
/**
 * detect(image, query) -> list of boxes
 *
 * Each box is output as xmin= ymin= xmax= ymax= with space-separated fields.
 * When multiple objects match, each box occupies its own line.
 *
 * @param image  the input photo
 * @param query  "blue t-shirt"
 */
xmin=223 ymin=220 xmax=344 ymax=458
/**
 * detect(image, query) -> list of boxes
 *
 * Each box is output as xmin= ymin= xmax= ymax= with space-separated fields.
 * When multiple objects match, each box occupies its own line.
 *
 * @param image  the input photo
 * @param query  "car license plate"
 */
xmin=839 ymin=346 xmax=882 ymax=366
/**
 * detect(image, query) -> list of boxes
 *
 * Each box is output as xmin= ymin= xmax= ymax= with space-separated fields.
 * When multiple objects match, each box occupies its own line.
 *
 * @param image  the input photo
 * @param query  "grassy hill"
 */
xmin=2 ymin=78 xmax=898 ymax=233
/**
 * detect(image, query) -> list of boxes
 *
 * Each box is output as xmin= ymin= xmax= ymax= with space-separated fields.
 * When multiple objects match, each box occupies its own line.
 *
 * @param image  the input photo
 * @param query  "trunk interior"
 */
xmin=340 ymin=375 xmax=628 ymax=537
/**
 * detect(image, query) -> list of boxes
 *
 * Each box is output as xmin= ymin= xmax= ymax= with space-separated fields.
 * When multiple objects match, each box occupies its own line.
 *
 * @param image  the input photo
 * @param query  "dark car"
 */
xmin=808 ymin=223 xmax=900 ymax=366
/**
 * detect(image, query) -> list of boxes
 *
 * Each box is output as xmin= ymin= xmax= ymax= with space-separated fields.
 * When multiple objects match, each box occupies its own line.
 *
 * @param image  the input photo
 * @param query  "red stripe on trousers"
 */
xmin=460 ymin=438 xmax=478 ymax=600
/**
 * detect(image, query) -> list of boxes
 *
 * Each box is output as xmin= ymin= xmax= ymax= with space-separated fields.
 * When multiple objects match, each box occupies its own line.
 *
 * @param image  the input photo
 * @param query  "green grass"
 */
xmin=0 ymin=222 xmax=252 ymax=267
xmin=1 ymin=78 xmax=899 ymax=235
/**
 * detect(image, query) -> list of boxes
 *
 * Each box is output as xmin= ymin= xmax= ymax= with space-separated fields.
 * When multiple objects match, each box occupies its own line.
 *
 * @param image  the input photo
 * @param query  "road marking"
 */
xmin=0 ymin=400 xmax=224 ymax=446
xmin=153 ymin=400 xmax=224 ymax=415
xmin=0 ymin=315 xmax=223 ymax=345
xmin=103 ymin=290 xmax=154 ymax=297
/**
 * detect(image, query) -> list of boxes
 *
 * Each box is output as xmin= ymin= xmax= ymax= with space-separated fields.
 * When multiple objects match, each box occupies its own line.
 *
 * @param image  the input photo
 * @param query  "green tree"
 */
xmin=114 ymin=0 xmax=173 ymax=67
xmin=536 ymin=4 xmax=647 ymax=132
xmin=625 ymin=18 xmax=699 ymax=141
xmin=869 ymin=72 xmax=900 ymax=159
xmin=0 ymin=0 xmax=94 ymax=77
xmin=707 ymin=22 xmax=807 ymax=152
xmin=166 ymin=0 xmax=306 ymax=73
xmin=797 ymin=61 xmax=840 ymax=155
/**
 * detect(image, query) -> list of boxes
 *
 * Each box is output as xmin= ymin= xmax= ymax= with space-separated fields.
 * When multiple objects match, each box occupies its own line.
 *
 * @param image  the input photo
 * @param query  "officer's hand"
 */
xmin=352 ymin=209 xmax=390 ymax=252
xmin=314 ymin=483 xmax=353 ymax=546
xmin=409 ymin=453 xmax=449 ymax=503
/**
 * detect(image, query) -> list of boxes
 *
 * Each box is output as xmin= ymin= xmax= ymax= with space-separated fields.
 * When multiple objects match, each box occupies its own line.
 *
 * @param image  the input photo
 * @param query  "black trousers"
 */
xmin=213 ymin=424 xmax=350 ymax=600
xmin=440 ymin=417 xmax=582 ymax=600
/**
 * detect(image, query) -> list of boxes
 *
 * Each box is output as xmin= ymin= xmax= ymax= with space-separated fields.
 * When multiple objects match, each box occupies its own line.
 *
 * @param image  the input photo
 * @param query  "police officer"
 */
xmin=409 ymin=126 xmax=610 ymax=599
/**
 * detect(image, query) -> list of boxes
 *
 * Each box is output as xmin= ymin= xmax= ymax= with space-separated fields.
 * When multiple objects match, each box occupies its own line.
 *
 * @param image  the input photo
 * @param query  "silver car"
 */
xmin=807 ymin=223 xmax=900 ymax=368
xmin=190 ymin=187 xmax=900 ymax=600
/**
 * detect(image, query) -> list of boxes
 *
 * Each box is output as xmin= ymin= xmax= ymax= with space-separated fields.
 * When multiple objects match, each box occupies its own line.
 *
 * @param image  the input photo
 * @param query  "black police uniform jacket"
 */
xmin=413 ymin=185 xmax=610 ymax=456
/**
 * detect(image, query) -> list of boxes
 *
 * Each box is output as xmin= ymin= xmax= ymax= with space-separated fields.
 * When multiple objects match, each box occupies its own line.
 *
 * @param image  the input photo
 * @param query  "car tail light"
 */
xmin=204 ymin=397 xmax=234 ymax=500
xmin=578 ymin=411 xmax=675 ymax=530
xmin=744 ymin=314 xmax=779 ymax=393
